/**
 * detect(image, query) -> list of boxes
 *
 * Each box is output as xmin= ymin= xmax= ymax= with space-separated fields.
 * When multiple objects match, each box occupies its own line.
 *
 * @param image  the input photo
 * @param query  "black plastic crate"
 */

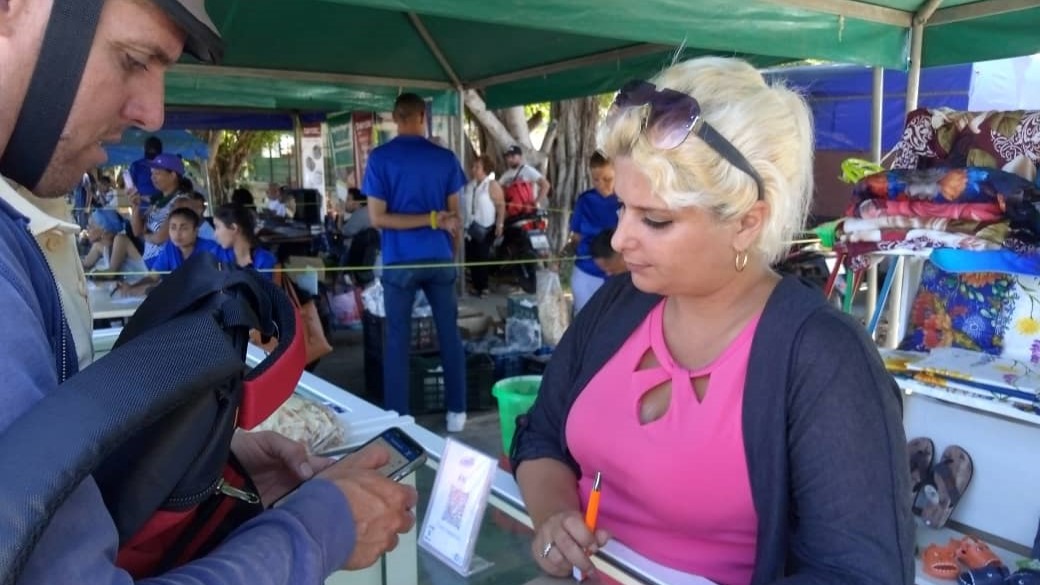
xmin=362 ymin=310 xmax=438 ymax=355
xmin=491 ymin=350 xmax=528 ymax=381
xmin=409 ymin=353 xmax=496 ymax=415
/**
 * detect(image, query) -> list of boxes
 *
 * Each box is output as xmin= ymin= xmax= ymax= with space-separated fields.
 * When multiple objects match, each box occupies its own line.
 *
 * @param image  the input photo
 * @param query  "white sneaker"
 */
xmin=446 ymin=411 xmax=467 ymax=433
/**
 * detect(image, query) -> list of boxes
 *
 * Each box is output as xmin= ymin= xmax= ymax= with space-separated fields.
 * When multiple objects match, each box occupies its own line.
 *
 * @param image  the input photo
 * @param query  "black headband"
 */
xmin=0 ymin=0 xmax=105 ymax=191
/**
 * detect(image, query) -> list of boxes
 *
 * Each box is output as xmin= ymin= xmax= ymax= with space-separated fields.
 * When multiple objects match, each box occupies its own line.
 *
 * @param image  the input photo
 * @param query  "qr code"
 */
xmin=441 ymin=485 xmax=468 ymax=529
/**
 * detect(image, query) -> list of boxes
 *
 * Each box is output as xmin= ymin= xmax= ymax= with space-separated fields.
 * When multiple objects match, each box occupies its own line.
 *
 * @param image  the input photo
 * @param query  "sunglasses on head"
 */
xmin=608 ymin=80 xmax=765 ymax=200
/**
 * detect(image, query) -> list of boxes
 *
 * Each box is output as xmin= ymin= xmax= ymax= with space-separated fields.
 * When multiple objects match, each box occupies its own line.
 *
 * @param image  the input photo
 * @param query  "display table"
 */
xmin=87 ymin=280 xmax=144 ymax=321
xmin=241 ymin=345 xmax=710 ymax=585
xmin=89 ymin=329 xmax=714 ymax=585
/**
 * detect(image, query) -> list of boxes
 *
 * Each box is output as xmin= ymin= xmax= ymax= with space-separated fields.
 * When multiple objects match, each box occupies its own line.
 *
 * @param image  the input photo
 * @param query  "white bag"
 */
xmin=536 ymin=269 xmax=569 ymax=346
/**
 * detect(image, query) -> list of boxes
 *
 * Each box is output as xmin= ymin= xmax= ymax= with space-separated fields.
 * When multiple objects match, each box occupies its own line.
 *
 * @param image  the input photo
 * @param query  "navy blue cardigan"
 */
xmin=511 ymin=274 xmax=914 ymax=585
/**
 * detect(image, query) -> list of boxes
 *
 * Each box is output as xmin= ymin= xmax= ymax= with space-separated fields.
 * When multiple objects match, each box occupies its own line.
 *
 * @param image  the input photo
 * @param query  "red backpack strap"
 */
xmin=239 ymin=274 xmax=307 ymax=429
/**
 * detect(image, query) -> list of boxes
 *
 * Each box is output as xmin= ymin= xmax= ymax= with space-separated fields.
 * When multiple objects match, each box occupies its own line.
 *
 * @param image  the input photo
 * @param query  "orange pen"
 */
xmin=574 ymin=472 xmax=603 ymax=582
xmin=584 ymin=471 xmax=602 ymax=532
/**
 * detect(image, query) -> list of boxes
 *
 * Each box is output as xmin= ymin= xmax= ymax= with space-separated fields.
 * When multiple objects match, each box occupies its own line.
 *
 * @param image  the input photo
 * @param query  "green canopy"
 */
xmin=167 ymin=0 xmax=1040 ymax=111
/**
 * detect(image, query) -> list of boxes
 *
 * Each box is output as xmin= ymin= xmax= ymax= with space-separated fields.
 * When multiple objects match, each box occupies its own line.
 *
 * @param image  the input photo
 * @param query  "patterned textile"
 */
xmin=853 ymin=167 xmax=1038 ymax=206
xmin=900 ymin=262 xmax=1016 ymax=355
xmin=853 ymin=199 xmax=1005 ymax=222
xmin=891 ymin=108 xmax=1040 ymax=177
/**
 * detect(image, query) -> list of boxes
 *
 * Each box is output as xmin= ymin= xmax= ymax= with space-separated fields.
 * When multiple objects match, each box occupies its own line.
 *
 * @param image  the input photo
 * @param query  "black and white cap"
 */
xmin=154 ymin=0 xmax=224 ymax=63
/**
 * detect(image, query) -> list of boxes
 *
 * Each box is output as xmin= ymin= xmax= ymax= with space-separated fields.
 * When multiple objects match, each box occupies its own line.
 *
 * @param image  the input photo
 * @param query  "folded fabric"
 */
xmin=904 ymin=347 xmax=1040 ymax=404
xmin=844 ymin=216 xmax=952 ymax=232
xmin=900 ymin=262 xmax=1015 ymax=355
xmin=891 ymin=108 xmax=1040 ymax=175
xmin=855 ymin=199 xmax=1005 ymax=222
xmin=900 ymin=260 xmax=1040 ymax=363
xmin=854 ymin=167 xmax=1038 ymax=206
xmin=931 ymin=249 xmax=1040 ymax=277
xmin=839 ymin=229 xmax=999 ymax=250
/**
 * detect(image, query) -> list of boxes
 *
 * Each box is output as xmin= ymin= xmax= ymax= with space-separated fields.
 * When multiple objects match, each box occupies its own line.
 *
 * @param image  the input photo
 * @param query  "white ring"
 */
xmin=541 ymin=541 xmax=555 ymax=558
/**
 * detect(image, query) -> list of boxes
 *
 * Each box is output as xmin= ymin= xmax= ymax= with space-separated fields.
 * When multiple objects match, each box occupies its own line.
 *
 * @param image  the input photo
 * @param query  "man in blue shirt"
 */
xmin=363 ymin=93 xmax=469 ymax=431
xmin=567 ymin=152 xmax=620 ymax=314
xmin=0 ymin=1 xmax=415 ymax=583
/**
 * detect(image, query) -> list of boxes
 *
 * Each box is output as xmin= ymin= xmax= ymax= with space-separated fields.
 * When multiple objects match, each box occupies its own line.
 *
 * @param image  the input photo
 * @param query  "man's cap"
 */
xmin=148 ymin=153 xmax=186 ymax=175
xmin=155 ymin=0 xmax=224 ymax=64
xmin=504 ymin=145 xmax=523 ymax=157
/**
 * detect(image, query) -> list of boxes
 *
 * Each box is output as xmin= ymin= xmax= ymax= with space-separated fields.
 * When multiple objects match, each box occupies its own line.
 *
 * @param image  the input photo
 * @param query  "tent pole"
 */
xmin=886 ymin=0 xmax=941 ymax=348
xmin=870 ymin=68 xmax=885 ymax=162
xmin=293 ymin=113 xmax=303 ymax=190
xmin=865 ymin=66 xmax=884 ymax=333
xmin=905 ymin=0 xmax=942 ymax=115
xmin=457 ymin=87 xmax=467 ymax=297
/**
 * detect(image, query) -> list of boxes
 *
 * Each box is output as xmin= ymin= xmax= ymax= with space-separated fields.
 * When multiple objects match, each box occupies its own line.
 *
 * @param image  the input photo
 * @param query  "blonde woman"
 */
xmin=511 ymin=57 xmax=914 ymax=585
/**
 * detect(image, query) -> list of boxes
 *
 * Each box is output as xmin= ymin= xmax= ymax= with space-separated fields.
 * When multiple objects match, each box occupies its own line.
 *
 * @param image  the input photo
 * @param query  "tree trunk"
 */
xmin=464 ymin=89 xmax=547 ymax=173
xmin=547 ymin=96 xmax=600 ymax=252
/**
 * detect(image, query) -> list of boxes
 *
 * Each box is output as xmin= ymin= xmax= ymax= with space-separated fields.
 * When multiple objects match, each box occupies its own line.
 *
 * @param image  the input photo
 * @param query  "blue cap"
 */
xmin=147 ymin=153 xmax=185 ymax=175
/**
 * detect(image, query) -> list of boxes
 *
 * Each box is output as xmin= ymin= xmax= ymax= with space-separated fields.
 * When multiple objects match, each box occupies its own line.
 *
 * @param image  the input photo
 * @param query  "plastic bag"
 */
xmin=536 ymin=269 xmax=569 ymax=346
xmin=361 ymin=279 xmax=384 ymax=316
xmin=506 ymin=318 xmax=541 ymax=352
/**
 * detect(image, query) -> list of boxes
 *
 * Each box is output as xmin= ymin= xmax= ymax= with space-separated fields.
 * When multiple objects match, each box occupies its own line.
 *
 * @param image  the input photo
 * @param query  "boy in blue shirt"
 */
xmin=568 ymin=152 xmax=620 ymax=314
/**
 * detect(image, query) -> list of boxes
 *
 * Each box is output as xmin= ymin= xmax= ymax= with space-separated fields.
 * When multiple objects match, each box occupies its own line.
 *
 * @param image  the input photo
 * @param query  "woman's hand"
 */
xmin=532 ymin=509 xmax=611 ymax=577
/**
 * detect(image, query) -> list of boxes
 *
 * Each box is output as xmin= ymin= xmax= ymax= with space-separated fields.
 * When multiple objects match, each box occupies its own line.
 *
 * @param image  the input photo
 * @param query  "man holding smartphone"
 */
xmin=0 ymin=1 xmax=416 ymax=583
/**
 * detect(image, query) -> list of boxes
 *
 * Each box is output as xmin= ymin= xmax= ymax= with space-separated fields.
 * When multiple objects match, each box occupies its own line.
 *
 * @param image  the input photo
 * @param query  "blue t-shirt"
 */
xmin=150 ymin=238 xmax=222 ymax=273
xmin=570 ymin=189 xmax=620 ymax=278
xmin=361 ymin=135 xmax=466 ymax=265
xmin=217 ymin=246 xmax=278 ymax=280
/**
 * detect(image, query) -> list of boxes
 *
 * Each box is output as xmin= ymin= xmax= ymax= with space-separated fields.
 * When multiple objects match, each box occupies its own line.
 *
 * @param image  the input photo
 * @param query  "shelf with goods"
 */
xmin=846 ymin=244 xmax=1040 ymax=580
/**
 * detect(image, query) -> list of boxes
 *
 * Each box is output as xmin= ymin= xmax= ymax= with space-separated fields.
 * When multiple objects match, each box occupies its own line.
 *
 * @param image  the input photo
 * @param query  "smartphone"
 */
xmin=350 ymin=427 xmax=428 ymax=482
xmin=270 ymin=428 xmax=426 ymax=509
xmin=122 ymin=170 xmax=134 ymax=191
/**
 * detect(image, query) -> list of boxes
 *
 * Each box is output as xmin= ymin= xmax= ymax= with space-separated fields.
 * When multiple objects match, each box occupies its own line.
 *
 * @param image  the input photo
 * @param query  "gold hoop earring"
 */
xmin=735 ymin=250 xmax=749 ymax=272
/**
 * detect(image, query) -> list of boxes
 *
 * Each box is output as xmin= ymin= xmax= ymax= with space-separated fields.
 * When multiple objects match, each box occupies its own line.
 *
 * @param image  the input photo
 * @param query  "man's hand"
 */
xmin=318 ymin=444 xmax=419 ymax=570
xmin=231 ymin=430 xmax=334 ymax=506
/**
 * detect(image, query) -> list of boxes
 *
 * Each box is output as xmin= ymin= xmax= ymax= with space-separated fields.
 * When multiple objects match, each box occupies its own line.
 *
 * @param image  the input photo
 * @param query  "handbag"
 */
xmin=282 ymin=276 xmax=333 ymax=365
xmin=467 ymin=221 xmax=490 ymax=243
xmin=253 ymin=268 xmax=333 ymax=365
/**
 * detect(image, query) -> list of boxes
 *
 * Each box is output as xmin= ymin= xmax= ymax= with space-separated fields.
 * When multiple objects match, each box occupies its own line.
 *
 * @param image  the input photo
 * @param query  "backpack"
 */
xmin=503 ymin=166 xmax=537 ymax=218
xmin=0 ymin=252 xmax=306 ymax=582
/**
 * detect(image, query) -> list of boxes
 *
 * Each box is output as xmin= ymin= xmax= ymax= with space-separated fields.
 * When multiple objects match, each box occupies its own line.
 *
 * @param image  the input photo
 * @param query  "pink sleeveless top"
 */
xmin=566 ymin=300 xmax=760 ymax=585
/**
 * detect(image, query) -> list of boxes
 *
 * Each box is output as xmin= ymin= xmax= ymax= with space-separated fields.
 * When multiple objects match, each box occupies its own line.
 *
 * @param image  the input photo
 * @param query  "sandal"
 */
xmin=918 ymin=445 xmax=974 ymax=529
xmin=909 ymin=437 xmax=935 ymax=500
xmin=957 ymin=565 xmax=1008 ymax=585
xmin=924 ymin=540 xmax=963 ymax=580
xmin=957 ymin=536 xmax=1003 ymax=570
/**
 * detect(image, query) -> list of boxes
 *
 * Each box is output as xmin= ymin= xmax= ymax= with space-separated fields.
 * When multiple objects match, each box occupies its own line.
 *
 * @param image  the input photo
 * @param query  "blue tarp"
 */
xmin=764 ymin=64 xmax=974 ymax=152
xmin=104 ymin=129 xmax=209 ymax=166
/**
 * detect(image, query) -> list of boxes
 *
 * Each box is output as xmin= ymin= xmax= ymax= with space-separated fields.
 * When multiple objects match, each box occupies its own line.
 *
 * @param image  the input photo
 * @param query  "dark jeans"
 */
xmin=381 ymin=263 xmax=466 ymax=415
xmin=466 ymin=224 xmax=495 ymax=292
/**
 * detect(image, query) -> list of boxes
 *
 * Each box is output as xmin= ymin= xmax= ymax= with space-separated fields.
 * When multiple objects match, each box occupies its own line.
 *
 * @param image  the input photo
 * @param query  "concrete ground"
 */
xmin=312 ymin=289 xmax=516 ymax=459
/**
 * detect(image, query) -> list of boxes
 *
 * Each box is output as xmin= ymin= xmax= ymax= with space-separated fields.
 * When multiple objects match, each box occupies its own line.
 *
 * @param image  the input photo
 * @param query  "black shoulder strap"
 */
xmin=0 ymin=312 xmax=242 ymax=585
xmin=0 ymin=0 xmax=104 ymax=190
xmin=115 ymin=253 xmax=276 ymax=348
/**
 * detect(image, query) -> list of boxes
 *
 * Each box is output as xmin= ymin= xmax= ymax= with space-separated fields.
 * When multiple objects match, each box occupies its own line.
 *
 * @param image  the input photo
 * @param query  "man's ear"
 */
xmin=0 ymin=0 xmax=28 ymax=38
